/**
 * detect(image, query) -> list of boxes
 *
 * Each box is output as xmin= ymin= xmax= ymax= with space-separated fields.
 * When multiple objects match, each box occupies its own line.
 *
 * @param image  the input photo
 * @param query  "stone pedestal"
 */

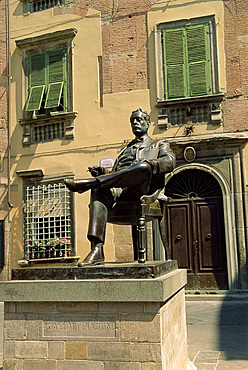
xmin=0 ymin=268 xmax=188 ymax=369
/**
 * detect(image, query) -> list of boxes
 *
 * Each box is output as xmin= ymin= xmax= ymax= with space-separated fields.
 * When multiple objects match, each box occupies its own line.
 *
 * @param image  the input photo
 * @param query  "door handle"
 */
xmin=176 ymin=234 xmax=182 ymax=240
xmin=206 ymin=233 xmax=212 ymax=239
xmin=193 ymin=240 xmax=199 ymax=253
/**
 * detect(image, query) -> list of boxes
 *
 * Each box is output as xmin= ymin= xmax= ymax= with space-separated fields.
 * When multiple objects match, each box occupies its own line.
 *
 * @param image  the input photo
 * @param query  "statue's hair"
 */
xmin=131 ymin=108 xmax=150 ymax=125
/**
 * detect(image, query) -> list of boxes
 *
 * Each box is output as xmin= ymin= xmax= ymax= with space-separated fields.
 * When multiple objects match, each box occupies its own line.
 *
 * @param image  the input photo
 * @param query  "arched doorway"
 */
xmin=164 ymin=169 xmax=228 ymax=290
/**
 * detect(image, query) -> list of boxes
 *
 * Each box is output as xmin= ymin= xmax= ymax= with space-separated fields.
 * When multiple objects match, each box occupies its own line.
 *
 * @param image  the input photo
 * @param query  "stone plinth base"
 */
xmin=0 ymin=269 xmax=188 ymax=369
xmin=12 ymin=260 xmax=178 ymax=280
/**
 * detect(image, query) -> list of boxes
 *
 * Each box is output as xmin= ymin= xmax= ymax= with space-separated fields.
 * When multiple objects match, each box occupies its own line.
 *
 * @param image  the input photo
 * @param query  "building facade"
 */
xmin=5 ymin=0 xmax=248 ymax=290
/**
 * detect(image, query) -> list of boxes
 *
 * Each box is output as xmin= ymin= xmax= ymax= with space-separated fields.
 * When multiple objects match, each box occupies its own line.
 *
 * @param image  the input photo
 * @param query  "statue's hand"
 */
xmin=139 ymin=159 xmax=158 ymax=174
xmin=144 ymin=159 xmax=154 ymax=167
xmin=138 ymin=159 xmax=155 ymax=168
xmin=88 ymin=166 xmax=105 ymax=177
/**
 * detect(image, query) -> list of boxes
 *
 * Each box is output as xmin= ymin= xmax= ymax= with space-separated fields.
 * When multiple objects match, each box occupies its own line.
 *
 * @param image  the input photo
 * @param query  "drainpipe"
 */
xmin=7 ymin=0 xmax=13 ymax=210
xmin=239 ymin=145 xmax=248 ymax=290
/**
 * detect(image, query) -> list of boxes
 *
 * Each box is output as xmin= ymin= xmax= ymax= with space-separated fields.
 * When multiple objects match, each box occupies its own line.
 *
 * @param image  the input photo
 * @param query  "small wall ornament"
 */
xmin=184 ymin=146 xmax=196 ymax=162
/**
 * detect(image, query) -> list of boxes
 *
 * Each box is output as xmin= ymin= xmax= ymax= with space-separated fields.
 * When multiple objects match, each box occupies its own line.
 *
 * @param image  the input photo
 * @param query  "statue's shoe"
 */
xmin=78 ymin=244 xmax=104 ymax=267
xmin=65 ymin=178 xmax=98 ymax=193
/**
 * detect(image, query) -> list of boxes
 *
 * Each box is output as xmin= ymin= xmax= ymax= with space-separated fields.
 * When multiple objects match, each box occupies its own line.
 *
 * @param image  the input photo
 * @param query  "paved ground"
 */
xmin=186 ymin=296 xmax=248 ymax=369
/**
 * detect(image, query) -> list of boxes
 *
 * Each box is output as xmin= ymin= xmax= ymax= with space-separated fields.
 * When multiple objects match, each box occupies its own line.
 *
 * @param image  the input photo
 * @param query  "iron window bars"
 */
xmin=24 ymin=182 xmax=72 ymax=260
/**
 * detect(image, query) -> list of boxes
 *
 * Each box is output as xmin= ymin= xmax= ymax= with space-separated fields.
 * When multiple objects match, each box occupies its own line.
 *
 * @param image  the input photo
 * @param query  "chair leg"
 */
xmin=137 ymin=216 xmax=146 ymax=263
xmin=132 ymin=225 xmax=138 ymax=261
xmin=158 ymin=216 xmax=171 ymax=260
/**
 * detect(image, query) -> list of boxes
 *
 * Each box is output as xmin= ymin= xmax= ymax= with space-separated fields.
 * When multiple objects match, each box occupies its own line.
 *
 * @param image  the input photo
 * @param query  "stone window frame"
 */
xmin=16 ymin=29 xmax=78 ymax=146
xmin=154 ymin=15 xmax=224 ymax=128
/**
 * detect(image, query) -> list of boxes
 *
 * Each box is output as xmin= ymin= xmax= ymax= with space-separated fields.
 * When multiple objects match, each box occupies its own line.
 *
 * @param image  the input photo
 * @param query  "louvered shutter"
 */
xmin=45 ymin=82 xmax=64 ymax=109
xmin=26 ymin=54 xmax=46 ymax=111
xmin=26 ymin=86 xmax=45 ymax=112
xmin=45 ymin=50 xmax=65 ymax=109
xmin=163 ymin=29 xmax=186 ymax=99
xmin=186 ymin=25 xmax=211 ymax=96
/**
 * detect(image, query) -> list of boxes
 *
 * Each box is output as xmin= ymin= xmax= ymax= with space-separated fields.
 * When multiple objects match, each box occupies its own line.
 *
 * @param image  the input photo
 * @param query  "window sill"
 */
xmin=19 ymin=111 xmax=77 ymax=125
xmin=19 ymin=111 xmax=78 ymax=145
xmin=18 ymin=256 xmax=80 ymax=266
xmin=156 ymin=94 xmax=225 ymax=128
xmin=157 ymin=93 xmax=225 ymax=107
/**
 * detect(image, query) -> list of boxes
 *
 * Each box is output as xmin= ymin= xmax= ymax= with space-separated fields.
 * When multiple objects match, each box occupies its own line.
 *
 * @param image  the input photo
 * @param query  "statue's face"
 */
xmin=130 ymin=111 xmax=149 ymax=137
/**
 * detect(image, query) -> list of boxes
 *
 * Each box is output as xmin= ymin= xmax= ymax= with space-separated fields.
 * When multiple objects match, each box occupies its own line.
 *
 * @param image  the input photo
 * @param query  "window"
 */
xmin=155 ymin=17 xmax=224 ymax=127
xmin=162 ymin=25 xmax=211 ymax=99
xmin=23 ymin=182 xmax=73 ymax=260
xmin=157 ymin=17 xmax=219 ymax=101
xmin=16 ymin=29 xmax=78 ymax=145
xmin=26 ymin=49 xmax=67 ymax=115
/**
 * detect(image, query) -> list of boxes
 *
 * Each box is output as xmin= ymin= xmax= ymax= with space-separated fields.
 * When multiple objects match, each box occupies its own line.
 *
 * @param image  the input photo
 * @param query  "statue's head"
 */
xmin=130 ymin=108 xmax=150 ymax=137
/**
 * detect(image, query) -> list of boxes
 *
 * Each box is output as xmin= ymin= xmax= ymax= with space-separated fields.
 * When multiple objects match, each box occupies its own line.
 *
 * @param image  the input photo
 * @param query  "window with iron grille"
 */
xmin=24 ymin=182 xmax=72 ymax=260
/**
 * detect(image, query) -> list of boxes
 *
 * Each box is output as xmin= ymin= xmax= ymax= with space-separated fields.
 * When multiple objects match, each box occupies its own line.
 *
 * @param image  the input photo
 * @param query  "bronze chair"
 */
xmin=107 ymin=189 xmax=170 ymax=263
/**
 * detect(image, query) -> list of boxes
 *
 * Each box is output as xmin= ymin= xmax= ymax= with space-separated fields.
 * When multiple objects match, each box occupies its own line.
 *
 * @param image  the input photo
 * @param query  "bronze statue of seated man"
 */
xmin=65 ymin=108 xmax=176 ymax=267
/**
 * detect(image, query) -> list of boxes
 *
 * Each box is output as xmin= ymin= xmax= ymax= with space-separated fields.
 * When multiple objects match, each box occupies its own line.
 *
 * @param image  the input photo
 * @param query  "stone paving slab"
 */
xmin=188 ymin=350 xmax=248 ymax=370
xmin=186 ymin=300 xmax=248 ymax=370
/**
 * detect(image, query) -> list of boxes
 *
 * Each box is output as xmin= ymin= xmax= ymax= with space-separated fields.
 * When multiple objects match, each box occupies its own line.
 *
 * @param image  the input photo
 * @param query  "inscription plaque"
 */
xmin=42 ymin=314 xmax=118 ymax=339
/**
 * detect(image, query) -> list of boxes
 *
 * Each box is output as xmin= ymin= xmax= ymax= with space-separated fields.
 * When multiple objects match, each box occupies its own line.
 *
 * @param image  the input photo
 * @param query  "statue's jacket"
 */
xmin=111 ymin=135 xmax=176 ymax=194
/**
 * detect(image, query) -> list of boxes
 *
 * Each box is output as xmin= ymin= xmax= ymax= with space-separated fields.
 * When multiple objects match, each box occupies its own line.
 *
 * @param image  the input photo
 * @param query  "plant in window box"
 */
xmin=28 ymin=239 xmax=37 ymax=259
xmin=27 ymin=240 xmax=43 ymax=259
xmin=47 ymin=237 xmax=71 ymax=257
xmin=28 ymin=237 xmax=71 ymax=259
xmin=39 ymin=242 xmax=48 ymax=258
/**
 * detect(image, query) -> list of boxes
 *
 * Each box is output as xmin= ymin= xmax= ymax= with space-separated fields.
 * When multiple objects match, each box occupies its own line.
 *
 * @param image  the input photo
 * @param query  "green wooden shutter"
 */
xmin=30 ymin=54 xmax=46 ymax=86
xmin=45 ymin=82 xmax=64 ymax=109
xmin=26 ymin=85 xmax=45 ymax=111
xmin=186 ymin=25 xmax=211 ymax=96
xmin=26 ymin=54 xmax=46 ymax=111
xmin=163 ymin=29 xmax=186 ymax=99
xmin=45 ymin=50 xmax=65 ymax=109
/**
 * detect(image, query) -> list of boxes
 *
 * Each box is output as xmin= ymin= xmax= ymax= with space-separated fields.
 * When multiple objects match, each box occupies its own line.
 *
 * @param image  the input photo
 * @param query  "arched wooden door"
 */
xmin=164 ymin=169 xmax=228 ymax=289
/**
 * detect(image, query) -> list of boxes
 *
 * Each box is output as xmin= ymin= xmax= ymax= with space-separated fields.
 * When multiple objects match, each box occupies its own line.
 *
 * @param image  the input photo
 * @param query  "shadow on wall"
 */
xmin=218 ymin=278 xmax=248 ymax=361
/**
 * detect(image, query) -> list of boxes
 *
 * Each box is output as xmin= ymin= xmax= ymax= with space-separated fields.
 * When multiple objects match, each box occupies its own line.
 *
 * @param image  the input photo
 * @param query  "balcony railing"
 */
xmin=166 ymin=104 xmax=211 ymax=126
xmin=23 ymin=0 xmax=65 ymax=13
xmin=19 ymin=111 xmax=77 ymax=146
xmin=157 ymin=94 xmax=224 ymax=129
xmin=33 ymin=122 xmax=65 ymax=143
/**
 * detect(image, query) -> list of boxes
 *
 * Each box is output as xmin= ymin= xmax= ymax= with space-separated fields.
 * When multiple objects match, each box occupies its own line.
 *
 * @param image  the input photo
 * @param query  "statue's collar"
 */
xmin=133 ymin=134 xmax=151 ymax=144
